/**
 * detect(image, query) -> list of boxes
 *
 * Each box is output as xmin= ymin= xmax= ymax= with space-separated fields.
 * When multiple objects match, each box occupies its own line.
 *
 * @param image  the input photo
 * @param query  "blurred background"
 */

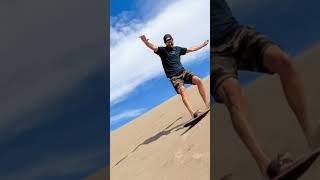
xmin=0 ymin=0 xmax=108 ymax=179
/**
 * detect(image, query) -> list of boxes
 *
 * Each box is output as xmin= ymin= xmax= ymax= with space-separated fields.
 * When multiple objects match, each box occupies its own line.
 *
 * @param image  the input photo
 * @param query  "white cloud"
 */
xmin=110 ymin=108 xmax=146 ymax=125
xmin=110 ymin=0 xmax=210 ymax=104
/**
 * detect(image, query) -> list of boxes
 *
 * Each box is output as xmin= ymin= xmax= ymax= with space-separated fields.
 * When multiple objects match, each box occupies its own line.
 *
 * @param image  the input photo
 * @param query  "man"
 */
xmin=211 ymin=0 xmax=320 ymax=178
xmin=140 ymin=34 xmax=209 ymax=118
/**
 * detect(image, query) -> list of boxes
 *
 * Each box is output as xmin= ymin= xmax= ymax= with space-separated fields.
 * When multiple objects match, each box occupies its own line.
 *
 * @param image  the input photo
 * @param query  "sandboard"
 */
xmin=219 ymin=149 xmax=320 ymax=180
xmin=271 ymin=148 xmax=320 ymax=180
xmin=180 ymin=108 xmax=210 ymax=135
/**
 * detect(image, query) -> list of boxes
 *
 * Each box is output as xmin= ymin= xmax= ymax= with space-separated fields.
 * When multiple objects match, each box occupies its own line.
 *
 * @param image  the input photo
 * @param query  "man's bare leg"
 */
xmin=263 ymin=46 xmax=320 ymax=148
xmin=178 ymin=86 xmax=195 ymax=117
xmin=192 ymin=76 xmax=210 ymax=108
xmin=218 ymin=78 xmax=271 ymax=174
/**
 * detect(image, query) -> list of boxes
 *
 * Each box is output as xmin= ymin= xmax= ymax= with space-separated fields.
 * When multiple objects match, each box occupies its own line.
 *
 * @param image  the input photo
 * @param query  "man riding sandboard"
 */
xmin=140 ymin=34 xmax=210 ymax=118
xmin=211 ymin=0 xmax=320 ymax=179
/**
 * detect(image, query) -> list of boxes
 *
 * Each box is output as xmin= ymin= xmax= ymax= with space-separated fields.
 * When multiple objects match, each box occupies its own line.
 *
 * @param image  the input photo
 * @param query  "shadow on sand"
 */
xmin=112 ymin=111 xmax=209 ymax=167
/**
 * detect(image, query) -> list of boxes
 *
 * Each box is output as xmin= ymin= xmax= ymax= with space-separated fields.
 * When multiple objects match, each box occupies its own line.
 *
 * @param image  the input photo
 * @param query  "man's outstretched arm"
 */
xmin=186 ymin=40 xmax=209 ymax=53
xmin=139 ymin=35 xmax=158 ymax=52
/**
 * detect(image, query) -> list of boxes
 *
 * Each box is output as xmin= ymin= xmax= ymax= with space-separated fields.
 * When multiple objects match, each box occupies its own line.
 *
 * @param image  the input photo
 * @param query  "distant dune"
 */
xmin=212 ymin=44 xmax=320 ymax=179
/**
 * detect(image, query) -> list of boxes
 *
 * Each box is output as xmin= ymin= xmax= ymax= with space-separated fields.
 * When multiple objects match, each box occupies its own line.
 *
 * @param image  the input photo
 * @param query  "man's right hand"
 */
xmin=139 ymin=35 xmax=158 ymax=52
xmin=139 ymin=35 xmax=149 ymax=43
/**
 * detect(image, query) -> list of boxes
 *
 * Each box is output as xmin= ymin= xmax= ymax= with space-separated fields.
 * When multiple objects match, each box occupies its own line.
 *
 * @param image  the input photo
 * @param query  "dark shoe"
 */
xmin=193 ymin=110 xmax=202 ymax=118
xmin=266 ymin=153 xmax=294 ymax=179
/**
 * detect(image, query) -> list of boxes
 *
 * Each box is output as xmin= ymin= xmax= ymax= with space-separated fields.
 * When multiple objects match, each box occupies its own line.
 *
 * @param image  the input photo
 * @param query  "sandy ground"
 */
xmin=105 ymin=77 xmax=210 ymax=180
xmin=212 ymin=44 xmax=320 ymax=180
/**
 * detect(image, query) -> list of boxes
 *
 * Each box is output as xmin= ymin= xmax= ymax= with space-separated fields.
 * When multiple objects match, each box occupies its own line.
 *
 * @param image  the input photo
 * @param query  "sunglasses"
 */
xmin=165 ymin=38 xmax=173 ymax=43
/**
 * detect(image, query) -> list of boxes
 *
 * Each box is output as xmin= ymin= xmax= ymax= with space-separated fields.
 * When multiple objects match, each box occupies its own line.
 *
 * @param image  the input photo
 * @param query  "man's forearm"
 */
xmin=188 ymin=44 xmax=205 ymax=52
xmin=143 ymin=40 xmax=158 ymax=51
xmin=145 ymin=41 xmax=156 ymax=49
xmin=192 ymin=44 xmax=205 ymax=51
xmin=139 ymin=35 xmax=158 ymax=51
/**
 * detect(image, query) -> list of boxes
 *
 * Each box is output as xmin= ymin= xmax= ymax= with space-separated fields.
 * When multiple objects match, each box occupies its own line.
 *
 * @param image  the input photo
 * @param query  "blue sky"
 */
xmin=111 ymin=0 xmax=137 ymax=16
xmin=110 ymin=0 xmax=210 ymax=131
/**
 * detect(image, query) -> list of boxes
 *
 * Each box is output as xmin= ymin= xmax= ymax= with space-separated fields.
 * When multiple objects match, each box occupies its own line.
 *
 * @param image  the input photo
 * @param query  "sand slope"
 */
xmin=212 ymin=44 xmax=320 ymax=180
xmin=104 ymin=77 xmax=211 ymax=180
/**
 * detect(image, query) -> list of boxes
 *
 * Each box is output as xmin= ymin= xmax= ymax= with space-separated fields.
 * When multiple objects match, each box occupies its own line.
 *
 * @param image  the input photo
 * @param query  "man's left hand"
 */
xmin=203 ymin=40 xmax=209 ymax=47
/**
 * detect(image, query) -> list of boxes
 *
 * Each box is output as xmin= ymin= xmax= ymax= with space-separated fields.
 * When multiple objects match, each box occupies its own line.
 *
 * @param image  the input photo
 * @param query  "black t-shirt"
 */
xmin=211 ymin=0 xmax=240 ymax=46
xmin=155 ymin=46 xmax=187 ymax=78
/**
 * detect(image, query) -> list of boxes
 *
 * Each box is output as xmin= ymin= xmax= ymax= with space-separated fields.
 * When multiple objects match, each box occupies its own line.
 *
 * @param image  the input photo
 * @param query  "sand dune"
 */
xmin=212 ymin=44 xmax=320 ymax=179
xmin=87 ymin=77 xmax=210 ymax=180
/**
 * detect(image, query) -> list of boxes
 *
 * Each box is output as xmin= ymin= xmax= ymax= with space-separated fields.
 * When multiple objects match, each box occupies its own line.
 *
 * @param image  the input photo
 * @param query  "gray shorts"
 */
xmin=211 ymin=26 xmax=278 ymax=103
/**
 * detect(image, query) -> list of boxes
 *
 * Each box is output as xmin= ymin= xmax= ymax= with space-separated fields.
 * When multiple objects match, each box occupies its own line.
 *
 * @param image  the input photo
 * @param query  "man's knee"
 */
xmin=263 ymin=46 xmax=295 ymax=77
xmin=178 ymin=85 xmax=186 ymax=95
xmin=192 ymin=76 xmax=202 ymax=85
xmin=218 ymin=78 xmax=243 ymax=109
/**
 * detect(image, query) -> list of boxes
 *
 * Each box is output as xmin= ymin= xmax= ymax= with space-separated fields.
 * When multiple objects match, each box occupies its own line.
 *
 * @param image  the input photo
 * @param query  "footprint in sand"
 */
xmin=174 ymin=151 xmax=185 ymax=164
xmin=192 ymin=153 xmax=204 ymax=160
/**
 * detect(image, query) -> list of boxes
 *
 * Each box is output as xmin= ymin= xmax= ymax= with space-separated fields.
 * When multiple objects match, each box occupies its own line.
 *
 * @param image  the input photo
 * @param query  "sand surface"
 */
xmin=107 ymin=77 xmax=210 ymax=180
xmin=212 ymin=44 xmax=320 ymax=180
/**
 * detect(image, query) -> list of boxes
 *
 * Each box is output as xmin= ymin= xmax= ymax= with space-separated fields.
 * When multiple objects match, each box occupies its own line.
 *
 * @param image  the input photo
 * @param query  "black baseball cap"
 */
xmin=163 ymin=34 xmax=173 ymax=43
